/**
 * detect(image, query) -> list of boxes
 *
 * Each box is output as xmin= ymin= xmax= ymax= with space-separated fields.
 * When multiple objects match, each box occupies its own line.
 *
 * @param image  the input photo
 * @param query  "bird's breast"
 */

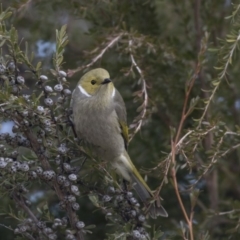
xmin=73 ymin=97 xmax=125 ymax=159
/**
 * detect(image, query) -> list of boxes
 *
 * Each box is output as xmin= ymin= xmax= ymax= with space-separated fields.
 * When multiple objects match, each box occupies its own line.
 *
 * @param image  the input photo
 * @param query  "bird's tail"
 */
xmin=113 ymin=152 xmax=168 ymax=218
xmin=129 ymin=165 xmax=168 ymax=219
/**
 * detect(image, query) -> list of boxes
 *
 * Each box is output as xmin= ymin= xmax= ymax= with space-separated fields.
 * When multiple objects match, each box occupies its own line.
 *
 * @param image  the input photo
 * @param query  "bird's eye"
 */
xmin=91 ymin=80 xmax=96 ymax=85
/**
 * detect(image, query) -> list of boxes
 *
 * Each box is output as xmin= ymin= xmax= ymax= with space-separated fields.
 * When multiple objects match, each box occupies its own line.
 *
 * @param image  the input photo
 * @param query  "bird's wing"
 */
xmin=114 ymin=89 xmax=129 ymax=149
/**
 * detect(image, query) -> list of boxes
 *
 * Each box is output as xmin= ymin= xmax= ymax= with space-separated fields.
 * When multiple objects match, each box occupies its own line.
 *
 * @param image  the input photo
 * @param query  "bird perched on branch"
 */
xmin=71 ymin=68 xmax=168 ymax=218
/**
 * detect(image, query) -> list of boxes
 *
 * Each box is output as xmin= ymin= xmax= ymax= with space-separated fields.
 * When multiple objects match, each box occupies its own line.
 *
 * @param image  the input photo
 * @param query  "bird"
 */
xmin=71 ymin=68 xmax=168 ymax=218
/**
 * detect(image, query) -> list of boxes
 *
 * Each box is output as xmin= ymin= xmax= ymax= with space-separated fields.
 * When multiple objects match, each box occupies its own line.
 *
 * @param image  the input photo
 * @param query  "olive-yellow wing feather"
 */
xmin=113 ymin=90 xmax=129 ymax=149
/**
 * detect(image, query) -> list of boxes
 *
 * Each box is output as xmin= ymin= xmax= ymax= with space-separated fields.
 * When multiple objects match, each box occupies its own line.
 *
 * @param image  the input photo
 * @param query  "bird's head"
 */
xmin=77 ymin=68 xmax=115 ymax=98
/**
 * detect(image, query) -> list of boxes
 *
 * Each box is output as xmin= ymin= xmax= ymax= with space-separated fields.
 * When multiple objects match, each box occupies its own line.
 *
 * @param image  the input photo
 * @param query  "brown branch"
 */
xmin=171 ymin=139 xmax=194 ymax=240
xmin=12 ymin=192 xmax=46 ymax=240
xmin=163 ymin=33 xmax=207 ymax=240
xmin=67 ymin=33 xmax=124 ymax=77
xmin=16 ymin=196 xmax=38 ymax=223
xmin=171 ymin=143 xmax=188 ymax=220
xmin=169 ymin=71 xmax=198 ymax=240
xmin=23 ymin=127 xmax=83 ymax=240
xmin=174 ymin=64 xmax=201 ymax=145
xmin=154 ymin=130 xmax=193 ymax=194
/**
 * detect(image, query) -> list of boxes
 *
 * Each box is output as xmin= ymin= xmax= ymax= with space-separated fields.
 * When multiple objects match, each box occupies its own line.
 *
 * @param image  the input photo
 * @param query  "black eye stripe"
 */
xmin=91 ymin=80 xmax=96 ymax=85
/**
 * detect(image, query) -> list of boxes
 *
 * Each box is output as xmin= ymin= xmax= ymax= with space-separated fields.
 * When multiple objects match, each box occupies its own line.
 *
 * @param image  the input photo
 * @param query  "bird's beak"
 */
xmin=101 ymin=78 xmax=112 ymax=84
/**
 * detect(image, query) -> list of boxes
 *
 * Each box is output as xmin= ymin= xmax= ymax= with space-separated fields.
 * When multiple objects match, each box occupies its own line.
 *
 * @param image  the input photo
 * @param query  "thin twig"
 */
xmin=13 ymin=190 xmax=38 ymax=224
xmin=217 ymin=209 xmax=240 ymax=216
xmin=154 ymin=130 xmax=193 ymax=194
xmin=198 ymin=32 xmax=240 ymax=128
xmin=128 ymin=39 xmax=148 ymax=141
xmin=0 ymin=223 xmax=13 ymax=231
xmin=192 ymin=126 xmax=217 ymax=152
xmin=197 ymin=84 xmax=218 ymax=129
xmin=171 ymin=140 xmax=194 ymax=240
xmin=221 ymin=143 xmax=240 ymax=157
xmin=0 ymin=102 xmax=8 ymax=107
xmin=193 ymin=130 xmax=240 ymax=186
xmin=68 ymin=33 xmax=124 ymax=77
xmin=12 ymin=192 xmax=48 ymax=239
xmin=16 ymin=0 xmax=32 ymax=13
xmin=219 ymin=33 xmax=240 ymax=80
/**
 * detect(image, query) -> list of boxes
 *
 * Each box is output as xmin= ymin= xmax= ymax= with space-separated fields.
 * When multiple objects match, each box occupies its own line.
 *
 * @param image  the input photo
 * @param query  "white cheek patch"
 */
xmin=78 ymin=85 xmax=91 ymax=97
xmin=112 ymin=88 xmax=116 ymax=98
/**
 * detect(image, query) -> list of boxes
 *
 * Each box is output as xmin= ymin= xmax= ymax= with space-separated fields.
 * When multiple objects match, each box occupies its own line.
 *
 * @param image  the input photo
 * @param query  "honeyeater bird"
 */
xmin=71 ymin=68 xmax=168 ymax=218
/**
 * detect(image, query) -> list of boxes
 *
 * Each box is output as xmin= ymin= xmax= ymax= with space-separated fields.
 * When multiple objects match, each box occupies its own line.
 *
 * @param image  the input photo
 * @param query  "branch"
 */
xmin=128 ymin=39 xmax=149 ymax=141
xmin=68 ymin=33 xmax=124 ymax=77
xmin=193 ymin=131 xmax=240 ymax=186
xmin=12 ymin=192 xmax=46 ymax=240
xmin=162 ymin=34 xmax=208 ymax=240
xmin=0 ymin=223 xmax=13 ymax=231
xmin=219 ymin=32 xmax=240 ymax=80
xmin=198 ymin=22 xmax=240 ymax=128
xmin=23 ymin=126 xmax=83 ymax=240
xmin=171 ymin=140 xmax=194 ymax=240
